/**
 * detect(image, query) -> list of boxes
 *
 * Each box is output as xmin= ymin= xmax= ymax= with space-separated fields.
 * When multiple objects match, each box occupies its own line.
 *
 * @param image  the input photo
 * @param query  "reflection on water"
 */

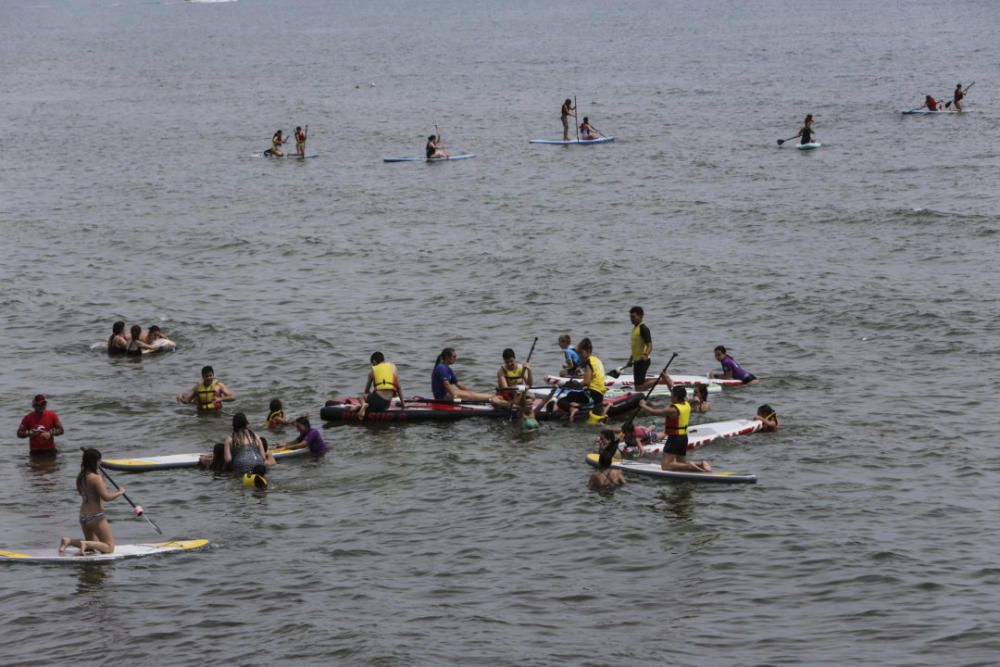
xmin=76 ymin=563 xmax=113 ymax=594
xmin=654 ymin=485 xmax=696 ymax=521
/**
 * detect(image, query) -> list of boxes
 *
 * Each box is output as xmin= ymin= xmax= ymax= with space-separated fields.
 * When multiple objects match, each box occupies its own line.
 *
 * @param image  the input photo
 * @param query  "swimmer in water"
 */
xmin=589 ymin=430 xmax=626 ymax=489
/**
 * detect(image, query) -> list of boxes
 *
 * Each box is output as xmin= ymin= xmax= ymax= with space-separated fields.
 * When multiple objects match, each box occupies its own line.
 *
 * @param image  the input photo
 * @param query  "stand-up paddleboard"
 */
xmin=260 ymin=152 xmax=319 ymax=159
xmin=529 ymin=137 xmax=615 ymax=145
xmin=103 ymin=444 xmax=312 ymax=472
xmin=585 ymin=452 xmax=756 ymax=483
xmin=635 ymin=419 xmax=765 ymax=455
xmin=383 ymin=154 xmax=476 ymax=162
xmin=89 ymin=338 xmax=177 ymax=355
xmin=545 ymin=374 xmax=738 ymax=389
xmin=0 ymin=539 xmax=209 ymax=563
xmin=900 ymin=109 xmax=970 ymax=115
xmin=797 ymin=142 xmax=822 ymax=150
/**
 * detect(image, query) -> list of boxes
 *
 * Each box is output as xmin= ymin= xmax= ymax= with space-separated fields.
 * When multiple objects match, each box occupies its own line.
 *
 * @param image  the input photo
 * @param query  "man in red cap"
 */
xmin=17 ymin=394 xmax=64 ymax=455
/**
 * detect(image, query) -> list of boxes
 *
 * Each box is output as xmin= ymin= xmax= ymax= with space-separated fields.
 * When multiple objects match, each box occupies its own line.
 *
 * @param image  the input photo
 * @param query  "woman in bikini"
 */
xmin=125 ymin=324 xmax=154 ymax=357
xmin=59 ymin=448 xmax=125 ymax=555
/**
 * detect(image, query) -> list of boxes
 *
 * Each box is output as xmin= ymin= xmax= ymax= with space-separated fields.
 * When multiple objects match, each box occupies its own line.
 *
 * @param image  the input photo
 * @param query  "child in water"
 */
xmin=619 ymin=421 xmax=659 ymax=457
xmin=265 ymin=399 xmax=295 ymax=430
xmin=689 ymin=384 xmax=711 ymax=414
xmin=753 ymin=404 xmax=780 ymax=432
xmin=589 ymin=430 xmax=626 ymax=489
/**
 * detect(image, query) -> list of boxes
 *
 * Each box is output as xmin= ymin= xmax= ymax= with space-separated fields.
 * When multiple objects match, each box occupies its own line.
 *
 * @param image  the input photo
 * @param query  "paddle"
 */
xmin=574 ymin=95 xmax=580 ymax=142
xmin=622 ymin=352 xmax=678 ymax=426
xmin=945 ymin=81 xmax=974 ymax=109
xmin=776 ymin=135 xmax=799 ymax=146
xmin=606 ymin=364 xmax=631 ymax=379
xmin=508 ymin=337 xmax=539 ymax=420
xmin=97 ymin=461 xmax=163 ymax=535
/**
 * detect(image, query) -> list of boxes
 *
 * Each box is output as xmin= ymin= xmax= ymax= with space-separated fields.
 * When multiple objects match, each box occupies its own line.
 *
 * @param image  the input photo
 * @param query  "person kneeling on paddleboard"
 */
xmin=639 ymin=386 xmax=712 ymax=473
xmin=589 ymin=431 xmax=626 ymax=489
xmin=426 ymin=128 xmax=449 ymax=159
xmin=579 ymin=117 xmax=599 ymax=141
xmin=265 ymin=129 xmax=286 ymax=157
xmin=58 ymin=448 xmax=125 ymax=556
xmin=795 ymin=114 xmax=816 ymax=146
xmin=710 ymin=345 xmax=758 ymax=384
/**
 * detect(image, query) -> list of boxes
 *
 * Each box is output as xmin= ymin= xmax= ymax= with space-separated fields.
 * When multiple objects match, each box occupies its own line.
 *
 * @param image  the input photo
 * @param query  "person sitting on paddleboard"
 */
xmin=177 ymin=365 xmax=236 ymax=411
xmin=555 ymin=337 xmax=608 ymax=424
xmin=358 ymin=351 xmax=405 ymax=419
xmin=918 ymin=95 xmax=942 ymax=112
xmin=579 ymin=117 xmax=599 ymax=141
xmin=753 ymin=404 xmax=780 ymax=432
xmin=710 ymin=345 xmax=758 ymax=384
xmin=431 ymin=347 xmax=501 ymax=404
xmin=561 ymin=98 xmax=576 ymax=141
xmin=426 ymin=129 xmax=448 ymax=159
xmin=107 ymin=321 xmax=129 ymax=356
xmin=619 ymin=421 xmax=659 ymax=457
xmin=639 ymin=386 xmax=712 ymax=473
xmin=952 ymin=84 xmax=964 ymax=112
xmin=266 ymin=129 xmax=286 ymax=157
xmin=280 ymin=416 xmax=328 ymax=455
xmin=795 ymin=114 xmax=815 ymax=146
xmin=589 ymin=430 xmax=626 ymax=489
xmin=497 ymin=348 xmax=533 ymax=405
xmin=689 ymin=384 xmax=711 ymax=414
xmin=558 ymin=334 xmax=583 ymax=378
xmin=294 ymin=125 xmax=307 ymax=156
xmin=59 ymin=448 xmax=125 ymax=556
xmin=224 ymin=412 xmax=274 ymax=474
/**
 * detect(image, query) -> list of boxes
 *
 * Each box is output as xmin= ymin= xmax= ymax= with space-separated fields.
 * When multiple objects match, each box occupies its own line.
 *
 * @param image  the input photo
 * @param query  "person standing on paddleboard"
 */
xmin=58 ymin=448 xmax=125 ymax=556
xmin=639 ymin=386 xmax=712 ymax=473
xmin=17 ymin=394 xmax=64 ymax=456
xmin=294 ymin=126 xmax=307 ymax=156
xmin=431 ymin=347 xmax=500 ymax=404
xmin=358 ymin=351 xmax=405 ymax=419
xmin=626 ymin=306 xmax=653 ymax=389
xmin=710 ymin=346 xmax=758 ymax=384
xmin=952 ymin=84 xmax=965 ymax=112
xmin=177 ymin=365 xmax=236 ymax=411
xmin=795 ymin=114 xmax=816 ymax=146
xmin=561 ymin=98 xmax=576 ymax=141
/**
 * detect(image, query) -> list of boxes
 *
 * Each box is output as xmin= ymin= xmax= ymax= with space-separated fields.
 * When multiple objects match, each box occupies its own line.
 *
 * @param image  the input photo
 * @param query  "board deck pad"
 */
xmin=0 ymin=539 xmax=209 ymax=563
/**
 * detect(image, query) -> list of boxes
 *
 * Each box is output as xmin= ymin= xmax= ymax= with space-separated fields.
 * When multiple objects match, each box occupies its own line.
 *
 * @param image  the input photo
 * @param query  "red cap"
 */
xmin=33 ymin=394 xmax=47 ymax=405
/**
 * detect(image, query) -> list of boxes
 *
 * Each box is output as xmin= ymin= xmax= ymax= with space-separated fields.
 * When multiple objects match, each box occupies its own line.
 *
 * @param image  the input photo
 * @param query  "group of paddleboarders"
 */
xmin=264 ymin=126 xmax=308 ymax=157
xmin=106 ymin=321 xmax=169 ymax=357
xmin=917 ymin=84 xmax=967 ymax=112
xmin=560 ymin=98 xmax=604 ymax=141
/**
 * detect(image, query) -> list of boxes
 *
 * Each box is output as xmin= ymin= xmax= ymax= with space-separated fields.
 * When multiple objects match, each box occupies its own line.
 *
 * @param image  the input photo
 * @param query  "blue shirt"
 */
xmin=432 ymin=362 xmax=458 ymax=400
xmin=564 ymin=347 xmax=582 ymax=375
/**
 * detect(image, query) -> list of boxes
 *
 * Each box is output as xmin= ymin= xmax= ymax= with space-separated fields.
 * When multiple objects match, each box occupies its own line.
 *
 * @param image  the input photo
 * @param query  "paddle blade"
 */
xmin=776 ymin=139 xmax=785 ymax=146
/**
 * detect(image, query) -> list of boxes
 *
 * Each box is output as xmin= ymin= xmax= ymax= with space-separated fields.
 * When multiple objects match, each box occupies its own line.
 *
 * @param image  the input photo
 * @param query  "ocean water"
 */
xmin=2 ymin=0 xmax=999 ymax=664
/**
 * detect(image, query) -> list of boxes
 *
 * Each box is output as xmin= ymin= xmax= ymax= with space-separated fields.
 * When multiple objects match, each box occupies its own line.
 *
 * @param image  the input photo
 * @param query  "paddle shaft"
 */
xmin=945 ymin=81 xmax=974 ymax=108
xmin=574 ymin=96 xmax=579 ymax=142
xmin=99 ymin=465 xmax=163 ymax=534
xmin=624 ymin=352 xmax=678 ymax=425
xmin=508 ymin=337 xmax=539 ymax=419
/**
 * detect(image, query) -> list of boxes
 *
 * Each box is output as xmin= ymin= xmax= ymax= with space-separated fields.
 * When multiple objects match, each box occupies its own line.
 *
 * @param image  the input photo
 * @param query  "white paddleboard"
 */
xmin=797 ymin=142 xmax=822 ymax=150
xmin=103 ymin=444 xmax=311 ymax=472
xmin=636 ymin=419 xmax=765 ymax=455
xmin=0 ymin=539 xmax=209 ymax=563
xmin=528 ymin=137 xmax=616 ymax=145
xmin=585 ymin=452 xmax=756 ymax=484
xmin=545 ymin=373 xmax=738 ymax=388
xmin=89 ymin=338 xmax=177 ymax=354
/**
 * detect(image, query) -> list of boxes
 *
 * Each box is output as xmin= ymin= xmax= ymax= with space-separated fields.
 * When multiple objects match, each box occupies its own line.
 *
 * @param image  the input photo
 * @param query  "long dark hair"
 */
xmin=77 ymin=448 xmax=102 ymax=493
xmin=435 ymin=347 xmax=455 ymax=366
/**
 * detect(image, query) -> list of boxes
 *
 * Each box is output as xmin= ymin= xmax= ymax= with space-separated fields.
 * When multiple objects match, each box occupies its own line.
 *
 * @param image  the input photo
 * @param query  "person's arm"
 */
xmin=363 ymin=370 xmax=375 ymax=395
xmin=497 ymin=367 xmax=508 ymax=389
xmin=49 ymin=417 xmax=64 ymax=438
xmin=93 ymin=474 xmax=124 ymax=502
xmin=441 ymin=379 xmax=458 ymax=399
xmin=257 ymin=435 xmax=274 ymax=464
xmin=16 ymin=418 xmax=30 ymax=439
xmin=393 ymin=367 xmax=404 ymax=404
xmin=638 ymin=399 xmax=674 ymax=417
xmin=641 ymin=325 xmax=652 ymax=360
xmin=223 ymin=436 xmax=233 ymax=464
xmin=523 ymin=365 xmax=533 ymax=388
xmin=216 ymin=382 xmax=235 ymax=402
xmin=177 ymin=384 xmax=197 ymax=404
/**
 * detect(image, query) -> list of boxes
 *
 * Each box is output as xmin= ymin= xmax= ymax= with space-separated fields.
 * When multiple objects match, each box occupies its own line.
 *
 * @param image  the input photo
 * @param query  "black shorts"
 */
xmin=585 ymin=388 xmax=605 ymax=406
xmin=366 ymin=392 xmax=391 ymax=411
xmin=664 ymin=435 xmax=688 ymax=457
xmin=741 ymin=374 xmax=757 ymax=385
xmin=633 ymin=358 xmax=651 ymax=386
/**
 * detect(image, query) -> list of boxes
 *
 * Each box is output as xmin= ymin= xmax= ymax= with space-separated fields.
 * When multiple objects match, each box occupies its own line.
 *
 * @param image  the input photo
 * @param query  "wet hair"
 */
xmin=269 ymin=398 xmax=282 ymax=412
xmin=149 ymin=325 xmax=161 ymax=334
xmin=295 ymin=126 xmax=302 ymax=132
xmin=232 ymin=412 xmax=249 ymax=432
xmin=558 ymin=334 xmax=571 ymax=346
xmin=804 ymin=114 xmax=813 ymax=123
xmin=370 ymin=351 xmax=385 ymax=364
xmin=428 ymin=135 xmax=436 ymax=141
xmin=502 ymin=348 xmax=515 ymax=360
xmin=295 ymin=416 xmax=311 ymax=430
xmin=621 ymin=422 xmax=637 ymax=445
xmin=435 ymin=347 xmax=455 ymax=365
xmin=201 ymin=365 xmax=214 ymax=376
xmin=130 ymin=324 xmax=142 ymax=340
xmin=672 ymin=385 xmax=687 ymax=401
xmin=694 ymin=384 xmax=709 ymax=401
xmin=582 ymin=116 xmax=589 ymax=123
xmin=112 ymin=321 xmax=125 ymax=334
xmin=714 ymin=345 xmax=727 ymax=355
xmin=599 ymin=429 xmax=618 ymax=446
xmin=77 ymin=448 xmax=102 ymax=493
xmin=757 ymin=404 xmax=775 ymax=418
xmin=577 ymin=338 xmax=593 ymax=354
xmin=598 ymin=440 xmax=617 ymax=469
xmin=629 ymin=306 xmax=643 ymax=317
xmin=564 ymin=98 xmax=572 ymax=105
xmin=209 ymin=442 xmax=228 ymax=473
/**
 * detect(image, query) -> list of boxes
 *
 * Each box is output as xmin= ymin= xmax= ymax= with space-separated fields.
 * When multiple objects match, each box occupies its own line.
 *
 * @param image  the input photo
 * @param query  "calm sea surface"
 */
xmin=2 ymin=0 xmax=1000 ymax=664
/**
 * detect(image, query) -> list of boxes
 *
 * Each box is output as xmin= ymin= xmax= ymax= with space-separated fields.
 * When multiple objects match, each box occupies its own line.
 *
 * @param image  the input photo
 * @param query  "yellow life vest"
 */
xmin=195 ymin=380 xmax=220 ymax=411
xmin=664 ymin=400 xmax=691 ymax=436
xmin=265 ymin=409 xmax=284 ymax=427
xmin=630 ymin=323 xmax=649 ymax=361
xmin=587 ymin=355 xmax=606 ymax=395
xmin=371 ymin=362 xmax=396 ymax=392
xmin=502 ymin=362 xmax=525 ymax=386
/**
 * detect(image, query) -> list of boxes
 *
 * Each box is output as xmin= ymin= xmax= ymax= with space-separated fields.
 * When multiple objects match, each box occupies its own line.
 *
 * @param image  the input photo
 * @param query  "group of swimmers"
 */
xmin=106 ymin=321 xmax=168 ymax=356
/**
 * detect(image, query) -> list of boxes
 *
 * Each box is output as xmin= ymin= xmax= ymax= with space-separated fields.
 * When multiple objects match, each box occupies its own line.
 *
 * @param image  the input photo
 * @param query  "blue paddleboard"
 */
xmin=529 ymin=137 xmax=616 ymax=145
xmin=383 ymin=154 xmax=476 ymax=163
